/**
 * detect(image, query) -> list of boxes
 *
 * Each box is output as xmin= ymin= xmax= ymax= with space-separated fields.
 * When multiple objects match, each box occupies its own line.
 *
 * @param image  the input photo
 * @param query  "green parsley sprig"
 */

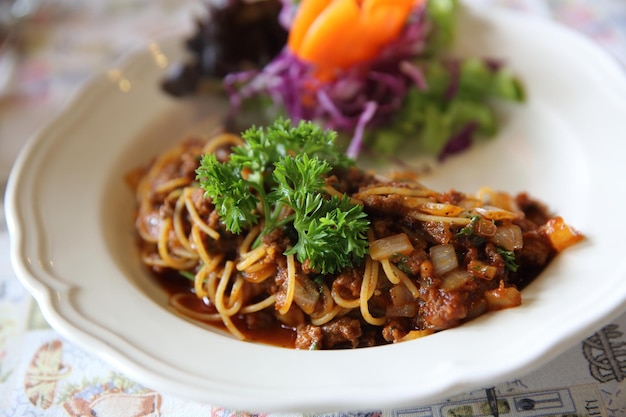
xmin=195 ymin=118 xmax=369 ymax=274
xmin=496 ymin=247 xmax=519 ymax=273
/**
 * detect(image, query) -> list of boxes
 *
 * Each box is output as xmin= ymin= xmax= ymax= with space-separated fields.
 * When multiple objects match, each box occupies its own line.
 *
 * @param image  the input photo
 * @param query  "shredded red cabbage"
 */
xmin=224 ymin=5 xmax=434 ymax=159
xmin=223 ymin=2 xmax=523 ymax=162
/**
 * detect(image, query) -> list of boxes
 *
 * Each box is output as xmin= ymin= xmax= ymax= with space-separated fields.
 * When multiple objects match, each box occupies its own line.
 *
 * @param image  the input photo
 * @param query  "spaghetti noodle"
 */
xmin=131 ymin=132 xmax=583 ymax=349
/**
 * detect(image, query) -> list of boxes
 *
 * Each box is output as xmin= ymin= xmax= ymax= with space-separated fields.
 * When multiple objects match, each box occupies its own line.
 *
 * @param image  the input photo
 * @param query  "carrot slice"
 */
xmin=290 ymin=0 xmax=423 ymax=79
xmin=288 ymin=0 xmax=334 ymax=52
xmin=361 ymin=0 xmax=416 ymax=46
xmin=296 ymin=0 xmax=361 ymax=68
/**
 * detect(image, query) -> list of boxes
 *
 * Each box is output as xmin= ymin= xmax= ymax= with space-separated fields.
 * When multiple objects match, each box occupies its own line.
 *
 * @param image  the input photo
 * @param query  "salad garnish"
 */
xmin=225 ymin=0 xmax=524 ymax=160
xmin=165 ymin=0 xmax=525 ymax=161
xmin=161 ymin=0 xmax=287 ymax=97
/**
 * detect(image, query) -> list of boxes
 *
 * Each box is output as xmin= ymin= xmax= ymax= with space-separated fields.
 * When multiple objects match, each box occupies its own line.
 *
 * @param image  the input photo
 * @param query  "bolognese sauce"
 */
xmin=129 ymin=127 xmax=582 ymax=349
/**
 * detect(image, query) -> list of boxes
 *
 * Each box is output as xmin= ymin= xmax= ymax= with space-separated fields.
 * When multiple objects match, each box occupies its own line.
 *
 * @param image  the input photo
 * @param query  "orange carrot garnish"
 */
xmin=288 ymin=0 xmax=424 ymax=80
xmin=288 ymin=0 xmax=334 ymax=53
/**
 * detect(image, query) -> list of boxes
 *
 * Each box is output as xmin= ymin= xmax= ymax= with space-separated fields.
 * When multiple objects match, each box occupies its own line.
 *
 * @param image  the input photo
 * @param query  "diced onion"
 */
xmin=386 ymin=304 xmax=418 ymax=318
xmin=293 ymin=275 xmax=320 ymax=314
xmin=467 ymin=260 xmax=497 ymax=280
xmin=429 ymin=244 xmax=458 ymax=275
xmin=490 ymin=224 xmax=523 ymax=251
xmin=475 ymin=218 xmax=497 ymax=237
xmin=370 ymin=233 xmax=414 ymax=261
xmin=484 ymin=282 xmax=522 ymax=311
xmin=541 ymin=216 xmax=584 ymax=252
xmin=389 ymin=285 xmax=413 ymax=306
xmin=441 ymin=269 xmax=471 ymax=291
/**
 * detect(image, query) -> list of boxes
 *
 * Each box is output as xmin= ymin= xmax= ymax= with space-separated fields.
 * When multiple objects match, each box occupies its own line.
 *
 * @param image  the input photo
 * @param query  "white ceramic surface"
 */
xmin=6 ymin=2 xmax=626 ymax=412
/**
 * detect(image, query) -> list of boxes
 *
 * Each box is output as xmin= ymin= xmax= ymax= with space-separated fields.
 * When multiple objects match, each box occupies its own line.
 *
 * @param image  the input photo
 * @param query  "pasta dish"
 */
xmin=130 ymin=120 xmax=582 ymax=349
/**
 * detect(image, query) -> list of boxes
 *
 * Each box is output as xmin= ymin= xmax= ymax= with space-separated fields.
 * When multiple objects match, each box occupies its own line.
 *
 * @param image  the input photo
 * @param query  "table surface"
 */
xmin=1 ymin=0 xmax=625 ymax=416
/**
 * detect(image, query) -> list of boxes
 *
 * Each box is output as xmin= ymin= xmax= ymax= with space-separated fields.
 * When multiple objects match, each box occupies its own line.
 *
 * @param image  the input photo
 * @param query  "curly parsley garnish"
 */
xmin=196 ymin=118 xmax=369 ymax=274
xmin=456 ymin=215 xmax=481 ymax=237
xmin=496 ymin=247 xmax=519 ymax=272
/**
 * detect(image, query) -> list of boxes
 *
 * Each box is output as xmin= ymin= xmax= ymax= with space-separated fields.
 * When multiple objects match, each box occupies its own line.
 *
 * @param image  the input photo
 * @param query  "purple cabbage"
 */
xmin=224 ymin=4 xmax=432 ymax=159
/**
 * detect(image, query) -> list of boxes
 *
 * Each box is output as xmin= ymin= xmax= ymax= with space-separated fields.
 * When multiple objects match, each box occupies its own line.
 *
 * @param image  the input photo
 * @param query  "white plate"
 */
xmin=6 ymin=1 xmax=626 ymax=412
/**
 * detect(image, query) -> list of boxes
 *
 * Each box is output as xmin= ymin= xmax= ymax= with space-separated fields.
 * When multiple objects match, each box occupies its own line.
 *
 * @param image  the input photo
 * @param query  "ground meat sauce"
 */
xmin=134 ymin=139 xmax=583 ymax=350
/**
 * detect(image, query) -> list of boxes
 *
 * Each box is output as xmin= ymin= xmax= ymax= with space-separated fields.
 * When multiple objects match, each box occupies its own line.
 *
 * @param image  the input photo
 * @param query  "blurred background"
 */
xmin=1 ymin=0 xmax=625 ymax=186
xmin=0 ymin=0 xmax=202 ymax=184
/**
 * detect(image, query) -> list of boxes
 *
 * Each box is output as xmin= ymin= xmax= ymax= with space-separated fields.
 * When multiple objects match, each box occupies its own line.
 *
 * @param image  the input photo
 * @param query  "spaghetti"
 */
xmin=132 ymin=132 xmax=583 ymax=349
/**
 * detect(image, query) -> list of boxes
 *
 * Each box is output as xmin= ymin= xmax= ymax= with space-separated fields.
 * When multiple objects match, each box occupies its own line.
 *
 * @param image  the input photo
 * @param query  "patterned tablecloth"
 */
xmin=1 ymin=0 xmax=625 ymax=416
